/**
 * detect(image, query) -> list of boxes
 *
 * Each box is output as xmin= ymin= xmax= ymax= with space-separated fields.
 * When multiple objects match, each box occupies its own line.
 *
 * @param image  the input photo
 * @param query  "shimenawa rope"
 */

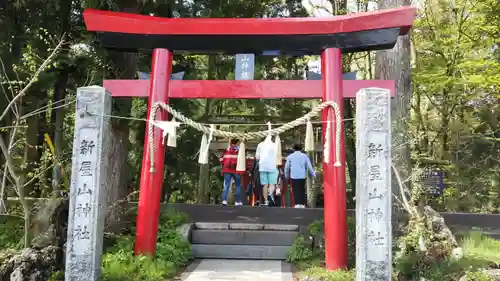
xmin=148 ymin=101 xmax=342 ymax=172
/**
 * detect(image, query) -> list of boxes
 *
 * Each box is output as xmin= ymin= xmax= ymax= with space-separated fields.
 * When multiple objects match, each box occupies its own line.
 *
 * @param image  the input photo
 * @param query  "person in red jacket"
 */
xmin=220 ymin=139 xmax=243 ymax=206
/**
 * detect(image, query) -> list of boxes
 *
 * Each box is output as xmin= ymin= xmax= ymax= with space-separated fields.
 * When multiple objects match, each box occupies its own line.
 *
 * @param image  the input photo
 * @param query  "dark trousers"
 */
xmin=254 ymin=184 xmax=262 ymax=202
xmin=291 ymin=178 xmax=306 ymax=206
xmin=222 ymin=173 xmax=241 ymax=202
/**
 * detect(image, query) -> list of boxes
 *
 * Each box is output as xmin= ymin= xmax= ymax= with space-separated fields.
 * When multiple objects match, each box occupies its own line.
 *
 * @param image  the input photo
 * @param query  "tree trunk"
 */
xmin=375 ymin=0 xmax=412 ymax=213
xmin=487 ymin=116 xmax=500 ymax=213
xmin=0 ymin=8 xmax=22 ymax=132
xmin=103 ymin=1 xmax=139 ymax=233
xmin=439 ymin=113 xmax=450 ymax=160
xmin=24 ymin=96 xmax=44 ymax=196
xmin=197 ymin=163 xmax=210 ymax=204
xmin=155 ymin=1 xmax=174 ymax=204
xmin=105 ymin=115 xmax=133 ymax=232
xmin=50 ymin=0 xmax=72 ymax=198
xmin=196 ymin=55 xmax=216 ymax=204
xmin=342 ymin=54 xmax=356 ymax=208
xmin=413 ymin=89 xmax=429 ymax=154
xmin=344 ymin=99 xmax=356 ymax=208
xmin=50 ymin=73 xmax=69 ymax=197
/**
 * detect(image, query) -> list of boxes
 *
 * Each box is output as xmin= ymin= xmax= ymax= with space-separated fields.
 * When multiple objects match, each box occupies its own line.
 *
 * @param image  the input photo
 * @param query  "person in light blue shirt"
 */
xmin=284 ymin=143 xmax=316 ymax=208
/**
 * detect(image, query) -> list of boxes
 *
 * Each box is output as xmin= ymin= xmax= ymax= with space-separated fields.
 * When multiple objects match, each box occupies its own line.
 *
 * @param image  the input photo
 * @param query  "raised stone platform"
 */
xmin=159 ymin=204 xmax=325 ymax=226
xmin=126 ymin=203 xmax=500 ymax=237
xmin=155 ymin=203 xmax=500 ymax=231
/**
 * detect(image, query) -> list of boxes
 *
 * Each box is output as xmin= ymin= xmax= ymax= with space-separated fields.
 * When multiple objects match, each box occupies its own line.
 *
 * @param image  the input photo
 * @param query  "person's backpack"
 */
xmin=223 ymin=146 xmax=238 ymax=170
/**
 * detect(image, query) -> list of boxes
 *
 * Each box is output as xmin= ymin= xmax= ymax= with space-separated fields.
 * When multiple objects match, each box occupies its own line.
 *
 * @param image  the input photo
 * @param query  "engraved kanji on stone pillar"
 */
xmin=355 ymin=88 xmax=392 ymax=281
xmin=65 ymin=86 xmax=111 ymax=281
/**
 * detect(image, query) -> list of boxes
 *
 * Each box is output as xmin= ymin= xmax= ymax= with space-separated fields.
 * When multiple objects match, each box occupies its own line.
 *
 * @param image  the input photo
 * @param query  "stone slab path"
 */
xmin=178 ymin=259 xmax=293 ymax=281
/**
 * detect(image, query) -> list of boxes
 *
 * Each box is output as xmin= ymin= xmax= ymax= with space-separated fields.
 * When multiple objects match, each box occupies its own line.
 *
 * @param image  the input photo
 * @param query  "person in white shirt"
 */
xmin=255 ymin=135 xmax=278 ymax=206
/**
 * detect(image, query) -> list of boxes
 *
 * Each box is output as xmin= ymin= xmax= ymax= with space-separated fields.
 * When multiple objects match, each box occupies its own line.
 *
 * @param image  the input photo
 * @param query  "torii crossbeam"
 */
xmin=83 ymin=6 xmax=416 ymax=270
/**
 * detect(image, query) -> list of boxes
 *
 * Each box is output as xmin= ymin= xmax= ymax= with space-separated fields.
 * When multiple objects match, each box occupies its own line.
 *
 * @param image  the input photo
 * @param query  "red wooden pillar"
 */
xmin=321 ymin=48 xmax=348 ymax=269
xmin=135 ymin=49 xmax=173 ymax=255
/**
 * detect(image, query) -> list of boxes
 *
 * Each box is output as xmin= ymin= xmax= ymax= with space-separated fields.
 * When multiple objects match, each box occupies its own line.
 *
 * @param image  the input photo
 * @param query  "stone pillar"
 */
xmin=355 ymin=88 xmax=392 ymax=281
xmin=65 ymin=86 xmax=111 ymax=281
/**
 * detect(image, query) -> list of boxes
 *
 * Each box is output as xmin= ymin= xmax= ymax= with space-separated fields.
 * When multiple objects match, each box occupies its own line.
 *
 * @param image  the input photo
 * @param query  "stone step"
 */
xmin=192 ymin=244 xmax=291 ymax=260
xmin=194 ymin=222 xmax=299 ymax=231
xmin=192 ymin=229 xmax=298 ymax=246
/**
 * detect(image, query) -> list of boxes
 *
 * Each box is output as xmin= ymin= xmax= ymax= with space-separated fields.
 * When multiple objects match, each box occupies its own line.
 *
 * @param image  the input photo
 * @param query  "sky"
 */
xmin=302 ymin=0 xmax=378 ymax=16
xmin=301 ymin=0 xmax=378 ymax=75
xmin=301 ymin=0 xmax=335 ymax=17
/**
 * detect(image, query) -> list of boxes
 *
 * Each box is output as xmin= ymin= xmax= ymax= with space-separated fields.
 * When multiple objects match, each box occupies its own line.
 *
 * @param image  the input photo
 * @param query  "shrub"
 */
xmin=48 ymin=271 xmax=64 ymax=281
xmin=395 ymin=231 xmax=500 ymax=281
xmin=302 ymin=267 xmax=354 ymax=281
xmin=155 ymin=221 xmax=192 ymax=269
xmin=286 ymin=236 xmax=313 ymax=263
xmin=287 ymin=217 xmax=356 ymax=267
xmin=462 ymin=231 xmax=500 ymax=265
xmin=101 ymin=210 xmax=192 ymax=281
xmin=464 ymin=270 xmax=495 ymax=281
xmin=0 ymin=215 xmax=24 ymax=249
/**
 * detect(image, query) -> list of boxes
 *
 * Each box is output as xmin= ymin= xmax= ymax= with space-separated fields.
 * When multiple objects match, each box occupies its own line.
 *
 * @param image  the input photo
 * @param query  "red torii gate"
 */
xmin=83 ymin=7 xmax=416 ymax=270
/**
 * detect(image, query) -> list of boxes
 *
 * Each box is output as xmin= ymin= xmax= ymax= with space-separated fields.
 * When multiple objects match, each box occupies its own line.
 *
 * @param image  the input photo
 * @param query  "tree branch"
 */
xmin=23 ymin=163 xmax=55 ymax=188
xmin=0 ymin=57 xmax=19 ymax=118
xmin=392 ymin=163 xmax=418 ymax=218
xmin=0 ymin=36 xmax=65 ymax=124
xmin=0 ymin=135 xmax=20 ymax=185
xmin=0 ymin=124 xmax=19 ymax=213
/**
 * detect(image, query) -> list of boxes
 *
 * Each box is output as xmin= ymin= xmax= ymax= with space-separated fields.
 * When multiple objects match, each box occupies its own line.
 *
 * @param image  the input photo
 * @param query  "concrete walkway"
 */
xmin=179 ymin=259 xmax=293 ymax=281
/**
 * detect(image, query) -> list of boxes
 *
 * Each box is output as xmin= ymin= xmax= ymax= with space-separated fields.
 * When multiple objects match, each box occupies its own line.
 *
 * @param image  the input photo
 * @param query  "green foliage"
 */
xmin=346 ymin=217 xmax=356 ymax=264
xmin=0 ymin=0 xmax=319 ymax=208
xmin=395 ymin=253 xmax=463 ymax=281
xmin=411 ymin=0 xmax=500 ymax=213
xmin=303 ymin=267 xmax=356 ymax=281
xmin=0 ymin=248 xmax=19 ymax=266
xmin=308 ymin=219 xmax=323 ymax=236
xmin=465 ymin=271 xmax=495 ymax=281
xmin=102 ymin=251 xmax=177 ymax=281
xmin=462 ymin=232 xmax=500 ymax=265
xmin=287 ymin=217 xmax=356 ymax=266
xmin=48 ymin=271 xmax=64 ymax=281
xmin=286 ymin=235 xmax=313 ymax=263
xmin=395 ymin=231 xmax=500 ymax=281
xmin=0 ymin=215 xmax=24 ymax=249
xmin=100 ymin=211 xmax=192 ymax=281
xmin=155 ymin=212 xmax=192 ymax=268
xmin=396 ymin=255 xmax=496 ymax=281
xmin=159 ymin=209 xmax=189 ymax=229
xmin=301 ymin=268 xmax=354 ymax=281
xmin=293 ymin=225 xmax=500 ymax=281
